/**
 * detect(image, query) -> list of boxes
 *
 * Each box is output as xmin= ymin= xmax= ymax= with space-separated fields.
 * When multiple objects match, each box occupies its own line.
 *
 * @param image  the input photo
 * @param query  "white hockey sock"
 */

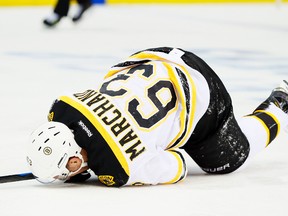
xmin=238 ymin=103 xmax=288 ymax=159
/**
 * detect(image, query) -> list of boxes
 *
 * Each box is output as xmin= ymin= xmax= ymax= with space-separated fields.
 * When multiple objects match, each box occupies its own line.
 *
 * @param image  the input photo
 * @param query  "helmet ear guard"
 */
xmin=26 ymin=121 xmax=86 ymax=183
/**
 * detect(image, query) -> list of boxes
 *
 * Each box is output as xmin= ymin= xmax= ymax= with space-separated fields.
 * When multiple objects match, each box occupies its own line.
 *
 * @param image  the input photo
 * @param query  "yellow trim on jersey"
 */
xmin=164 ymin=63 xmax=187 ymax=148
xmin=105 ymin=52 xmax=172 ymax=78
xmin=59 ymin=96 xmax=130 ymax=176
xmin=164 ymin=64 xmax=197 ymax=149
xmin=164 ymin=150 xmax=184 ymax=184
xmin=177 ymin=65 xmax=197 ymax=146
xmin=105 ymin=67 xmax=130 ymax=79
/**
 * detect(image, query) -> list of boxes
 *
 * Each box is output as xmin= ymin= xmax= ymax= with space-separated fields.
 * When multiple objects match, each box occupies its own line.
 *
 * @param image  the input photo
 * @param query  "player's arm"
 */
xmin=127 ymin=149 xmax=187 ymax=186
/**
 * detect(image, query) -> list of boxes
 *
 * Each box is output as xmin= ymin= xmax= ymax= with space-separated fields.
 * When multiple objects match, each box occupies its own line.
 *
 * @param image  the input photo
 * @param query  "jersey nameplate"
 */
xmin=72 ymin=90 xmax=146 ymax=162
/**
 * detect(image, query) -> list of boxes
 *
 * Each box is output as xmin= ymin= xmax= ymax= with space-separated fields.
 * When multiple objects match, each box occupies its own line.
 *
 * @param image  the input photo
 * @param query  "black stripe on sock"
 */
xmin=250 ymin=111 xmax=278 ymax=145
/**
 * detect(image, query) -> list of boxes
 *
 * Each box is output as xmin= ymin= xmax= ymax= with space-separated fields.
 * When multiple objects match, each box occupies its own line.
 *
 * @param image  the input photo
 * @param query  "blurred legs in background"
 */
xmin=43 ymin=0 xmax=92 ymax=27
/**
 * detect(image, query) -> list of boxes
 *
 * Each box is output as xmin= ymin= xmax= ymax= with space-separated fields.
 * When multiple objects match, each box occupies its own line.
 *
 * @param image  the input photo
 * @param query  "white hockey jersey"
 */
xmin=49 ymin=48 xmax=210 ymax=186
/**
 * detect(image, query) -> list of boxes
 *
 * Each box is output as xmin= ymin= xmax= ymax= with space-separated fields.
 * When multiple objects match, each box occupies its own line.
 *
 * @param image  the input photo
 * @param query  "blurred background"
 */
xmin=1 ymin=0 xmax=288 ymax=6
xmin=0 ymin=1 xmax=288 ymax=216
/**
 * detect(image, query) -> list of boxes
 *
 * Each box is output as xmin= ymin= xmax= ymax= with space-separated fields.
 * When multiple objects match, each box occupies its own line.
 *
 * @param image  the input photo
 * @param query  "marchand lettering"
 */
xmin=73 ymin=90 xmax=145 ymax=161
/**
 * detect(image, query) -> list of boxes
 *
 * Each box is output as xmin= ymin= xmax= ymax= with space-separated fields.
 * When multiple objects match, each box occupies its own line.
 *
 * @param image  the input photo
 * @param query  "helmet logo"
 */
xmin=43 ymin=147 xmax=52 ymax=155
xmin=48 ymin=112 xmax=54 ymax=121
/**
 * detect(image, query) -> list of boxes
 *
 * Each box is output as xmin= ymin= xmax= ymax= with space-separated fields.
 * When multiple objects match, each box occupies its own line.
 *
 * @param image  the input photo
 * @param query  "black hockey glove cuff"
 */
xmin=64 ymin=171 xmax=91 ymax=183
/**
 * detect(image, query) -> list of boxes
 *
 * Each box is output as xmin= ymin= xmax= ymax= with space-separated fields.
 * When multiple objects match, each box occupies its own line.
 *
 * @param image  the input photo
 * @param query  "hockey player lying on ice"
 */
xmin=26 ymin=47 xmax=288 ymax=187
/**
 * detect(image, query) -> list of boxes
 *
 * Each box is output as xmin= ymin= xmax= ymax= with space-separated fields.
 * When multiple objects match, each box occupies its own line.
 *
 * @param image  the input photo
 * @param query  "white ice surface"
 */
xmin=0 ymin=4 xmax=288 ymax=216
